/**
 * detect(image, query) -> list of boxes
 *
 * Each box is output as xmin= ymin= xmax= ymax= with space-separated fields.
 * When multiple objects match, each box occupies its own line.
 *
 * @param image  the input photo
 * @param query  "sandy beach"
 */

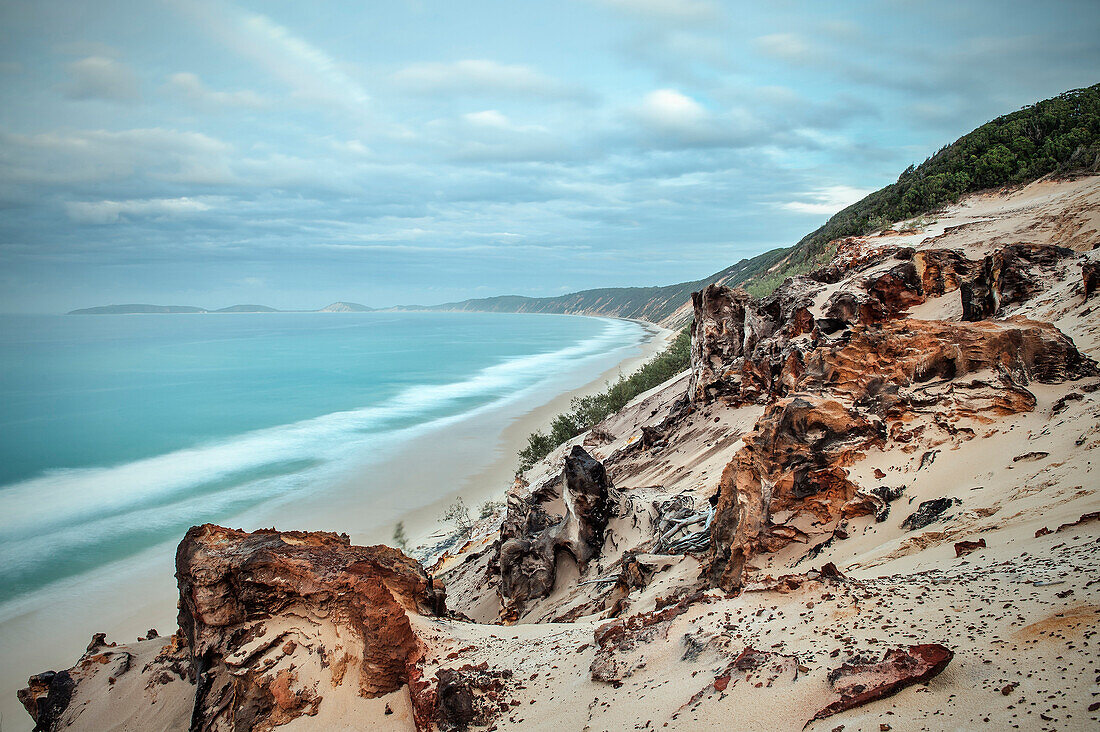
xmin=0 ymin=316 xmax=671 ymax=731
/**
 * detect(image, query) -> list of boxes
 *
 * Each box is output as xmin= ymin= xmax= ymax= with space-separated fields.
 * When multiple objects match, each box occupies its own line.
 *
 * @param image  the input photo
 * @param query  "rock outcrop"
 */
xmin=700 ymin=250 xmax=1097 ymax=592
xmin=497 ymin=445 xmax=614 ymax=621
xmin=708 ymin=396 xmax=885 ymax=590
xmin=177 ymin=525 xmax=445 ymax=729
xmin=961 ymin=244 xmax=1074 ymax=320
xmin=20 ymin=526 xmax=446 ymax=732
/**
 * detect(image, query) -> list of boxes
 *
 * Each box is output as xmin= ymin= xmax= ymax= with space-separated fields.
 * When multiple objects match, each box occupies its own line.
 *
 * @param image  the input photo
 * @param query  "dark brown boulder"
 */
xmin=1084 ymin=261 xmax=1100 ymax=300
xmin=498 ymin=446 xmax=614 ymax=620
xmin=961 ymin=243 xmax=1074 ymax=320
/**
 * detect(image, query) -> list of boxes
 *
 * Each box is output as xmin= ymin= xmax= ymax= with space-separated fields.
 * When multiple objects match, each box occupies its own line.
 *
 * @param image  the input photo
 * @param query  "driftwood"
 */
xmin=652 ymin=494 xmax=714 ymax=554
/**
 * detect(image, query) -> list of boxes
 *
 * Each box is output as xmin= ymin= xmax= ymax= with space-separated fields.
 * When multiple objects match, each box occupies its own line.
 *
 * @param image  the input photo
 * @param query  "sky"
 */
xmin=0 ymin=0 xmax=1097 ymax=313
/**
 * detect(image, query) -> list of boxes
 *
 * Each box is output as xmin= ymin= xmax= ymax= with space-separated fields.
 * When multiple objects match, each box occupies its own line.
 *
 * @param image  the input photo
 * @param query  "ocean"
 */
xmin=0 ymin=311 xmax=645 ymax=613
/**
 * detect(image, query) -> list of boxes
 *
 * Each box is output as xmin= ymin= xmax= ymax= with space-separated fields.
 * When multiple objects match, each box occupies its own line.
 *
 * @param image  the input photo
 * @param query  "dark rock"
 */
xmin=432 ymin=664 xmax=509 ymax=732
xmin=498 ymin=446 xmax=614 ymax=620
xmin=901 ymin=498 xmax=961 ymax=531
xmin=17 ymin=671 xmax=75 ymax=732
xmin=1084 ymin=261 xmax=1100 ymax=300
xmin=961 ymin=243 xmax=1075 ymax=320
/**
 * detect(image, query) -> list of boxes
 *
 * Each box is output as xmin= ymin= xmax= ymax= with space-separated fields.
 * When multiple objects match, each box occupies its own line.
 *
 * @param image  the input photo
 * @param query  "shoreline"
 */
xmin=383 ymin=318 xmax=674 ymax=553
xmin=0 ymin=315 xmax=672 ymax=731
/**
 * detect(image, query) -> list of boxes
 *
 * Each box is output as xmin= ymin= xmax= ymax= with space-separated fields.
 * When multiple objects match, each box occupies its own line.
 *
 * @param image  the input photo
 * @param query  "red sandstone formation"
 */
xmin=697 ymin=253 xmax=1097 ymax=592
xmin=812 ymin=644 xmax=954 ymax=722
xmin=177 ymin=525 xmax=445 ymax=729
xmin=20 ymin=525 xmax=446 ymax=732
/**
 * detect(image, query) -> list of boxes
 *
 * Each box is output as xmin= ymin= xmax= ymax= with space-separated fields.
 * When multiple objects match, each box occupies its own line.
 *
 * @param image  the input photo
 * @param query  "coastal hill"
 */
xmin=68 ymin=303 xmax=278 ymax=314
xmin=320 ymin=301 xmax=375 ymax=312
xmin=213 ymin=304 xmax=279 ymax=313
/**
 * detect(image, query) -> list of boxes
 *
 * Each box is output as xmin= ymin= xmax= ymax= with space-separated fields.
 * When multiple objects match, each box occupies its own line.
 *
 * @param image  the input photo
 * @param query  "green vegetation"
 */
xmin=517 ymin=326 xmax=692 ymax=473
xmin=479 ymin=499 xmax=503 ymax=519
xmin=441 ymin=497 xmax=474 ymax=537
xmin=392 ymin=521 xmax=409 ymax=552
xmin=788 ymin=83 xmax=1100 ymax=267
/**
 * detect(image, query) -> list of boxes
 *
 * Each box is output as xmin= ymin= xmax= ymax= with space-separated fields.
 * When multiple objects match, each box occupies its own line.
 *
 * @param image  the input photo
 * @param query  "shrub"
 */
xmin=517 ymin=325 xmax=692 ymax=473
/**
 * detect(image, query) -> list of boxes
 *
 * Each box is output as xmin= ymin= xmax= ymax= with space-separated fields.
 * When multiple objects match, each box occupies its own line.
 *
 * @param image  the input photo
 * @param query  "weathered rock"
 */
xmin=430 ymin=664 xmax=510 ymax=732
xmin=961 ymin=243 xmax=1074 ymax=320
xmin=175 ymin=524 xmax=445 ymax=731
xmin=811 ymin=644 xmax=954 ymax=722
xmin=954 ymin=538 xmax=987 ymax=557
xmin=866 ymin=261 xmax=925 ymax=318
xmin=18 ymin=670 xmax=76 ymax=732
xmin=799 ymin=318 xmax=1099 ymax=412
xmin=912 ymin=248 xmax=977 ymax=297
xmin=699 ymin=252 xmax=1096 ymax=593
xmin=688 ymin=282 xmax=820 ymax=405
xmin=1084 ymin=261 xmax=1100 ymax=300
xmin=498 ymin=446 xmax=614 ymax=620
xmin=901 ymin=498 xmax=961 ymax=530
xmin=708 ymin=396 xmax=885 ymax=591
xmin=689 ymin=285 xmax=758 ymax=403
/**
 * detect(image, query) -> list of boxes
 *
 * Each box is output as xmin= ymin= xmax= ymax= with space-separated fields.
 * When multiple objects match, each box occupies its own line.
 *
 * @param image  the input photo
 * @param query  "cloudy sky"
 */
xmin=0 ymin=0 xmax=1097 ymax=312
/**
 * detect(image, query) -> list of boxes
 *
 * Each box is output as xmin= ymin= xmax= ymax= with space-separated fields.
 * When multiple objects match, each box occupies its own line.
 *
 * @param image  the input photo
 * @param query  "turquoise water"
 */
xmin=0 ymin=312 xmax=642 ymax=605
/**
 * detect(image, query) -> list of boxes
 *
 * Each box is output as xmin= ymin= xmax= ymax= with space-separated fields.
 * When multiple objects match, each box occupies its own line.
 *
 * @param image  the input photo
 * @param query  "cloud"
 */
xmin=753 ymin=33 xmax=817 ymax=65
xmin=777 ymin=185 xmax=874 ymax=216
xmin=64 ymin=197 xmax=213 ymax=224
xmin=590 ymin=0 xmax=719 ymax=23
xmin=169 ymin=0 xmax=370 ymax=112
xmin=0 ymin=128 xmax=233 ymax=185
xmin=639 ymin=89 xmax=707 ymax=127
xmin=60 ymin=56 xmax=140 ymax=102
xmin=631 ymin=89 xmax=762 ymax=148
xmin=421 ymin=111 xmax=566 ymax=163
xmin=392 ymin=59 xmax=587 ymax=100
xmin=166 ymin=72 xmax=268 ymax=109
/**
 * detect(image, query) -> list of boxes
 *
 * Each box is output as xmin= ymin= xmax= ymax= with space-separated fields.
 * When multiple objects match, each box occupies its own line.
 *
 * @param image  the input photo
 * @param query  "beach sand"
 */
xmin=0 ymin=317 xmax=671 ymax=731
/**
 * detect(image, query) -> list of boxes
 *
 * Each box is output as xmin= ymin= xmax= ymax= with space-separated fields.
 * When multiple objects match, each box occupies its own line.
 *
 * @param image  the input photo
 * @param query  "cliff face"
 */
xmin=20 ymin=178 xmax=1100 ymax=731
